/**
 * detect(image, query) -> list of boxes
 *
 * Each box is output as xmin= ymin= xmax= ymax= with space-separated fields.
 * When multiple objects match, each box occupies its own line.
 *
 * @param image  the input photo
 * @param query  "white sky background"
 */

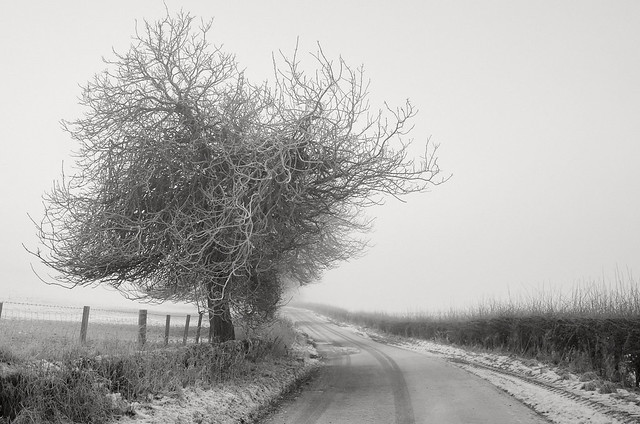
xmin=0 ymin=1 xmax=638 ymax=313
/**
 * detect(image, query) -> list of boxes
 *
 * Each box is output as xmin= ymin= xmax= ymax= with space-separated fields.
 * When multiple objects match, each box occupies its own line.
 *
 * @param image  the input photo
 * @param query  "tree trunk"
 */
xmin=207 ymin=283 xmax=235 ymax=342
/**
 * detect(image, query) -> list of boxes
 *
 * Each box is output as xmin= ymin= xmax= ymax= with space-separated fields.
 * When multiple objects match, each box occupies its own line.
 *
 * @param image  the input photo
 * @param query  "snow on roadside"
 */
xmin=111 ymin=343 xmax=319 ymax=424
xmin=328 ymin=319 xmax=640 ymax=424
xmin=396 ymin=337 xmax=640 ymax=423
xmin=460 ymin=364 xmax=624 ymax=424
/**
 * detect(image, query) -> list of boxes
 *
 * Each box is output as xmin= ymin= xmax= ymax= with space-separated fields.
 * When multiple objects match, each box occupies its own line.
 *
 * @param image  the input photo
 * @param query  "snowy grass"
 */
xmin=0 ymin=316 xmax=319 ymax=423
xmin=0 ymin=317 xmax=210 ymax=361
xmin=393 ymin=334 xmax=640 ymax=423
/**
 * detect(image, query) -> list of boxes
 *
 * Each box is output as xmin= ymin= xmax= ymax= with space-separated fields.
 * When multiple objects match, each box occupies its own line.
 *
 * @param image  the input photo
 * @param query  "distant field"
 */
xmin=0 ymin=301 xmax=209 ymax=359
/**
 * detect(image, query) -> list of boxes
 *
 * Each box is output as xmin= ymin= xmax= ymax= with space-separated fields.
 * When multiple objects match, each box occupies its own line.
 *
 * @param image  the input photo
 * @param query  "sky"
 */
xmin=1 ymin=1 xmax=639 ymax=313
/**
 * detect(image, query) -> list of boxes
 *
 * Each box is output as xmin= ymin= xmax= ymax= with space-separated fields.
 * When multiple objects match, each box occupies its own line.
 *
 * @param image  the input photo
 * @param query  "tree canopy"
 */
xmin=30 ymin=12 xmax=446 ymax=341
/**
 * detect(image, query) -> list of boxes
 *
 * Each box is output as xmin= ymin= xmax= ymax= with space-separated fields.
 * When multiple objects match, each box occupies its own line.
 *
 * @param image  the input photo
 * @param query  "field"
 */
xmin=300 ymin=277 xmax=640 ymax=389
xmin=0 ymin=319 xmax=207 ymax=362
xmin=0 ymin=302 xmax=212 ymax=361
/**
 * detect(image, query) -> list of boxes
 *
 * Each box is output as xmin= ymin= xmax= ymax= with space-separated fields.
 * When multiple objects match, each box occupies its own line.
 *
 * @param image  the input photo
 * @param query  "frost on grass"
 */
xmin=113 ymin=347 xmax=319 ymax=424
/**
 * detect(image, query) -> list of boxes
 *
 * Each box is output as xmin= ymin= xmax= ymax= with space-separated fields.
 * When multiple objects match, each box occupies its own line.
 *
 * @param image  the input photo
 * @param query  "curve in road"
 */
xmin=264 ymin=308 xmax=547 ymax=424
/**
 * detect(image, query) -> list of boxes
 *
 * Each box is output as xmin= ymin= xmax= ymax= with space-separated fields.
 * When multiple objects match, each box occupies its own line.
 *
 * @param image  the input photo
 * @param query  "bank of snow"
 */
xmin=111 ymin=341 xmax=319 ymax=424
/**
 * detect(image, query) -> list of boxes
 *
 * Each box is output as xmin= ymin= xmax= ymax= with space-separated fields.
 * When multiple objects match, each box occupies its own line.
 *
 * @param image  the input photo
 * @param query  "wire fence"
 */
xmin=0 ymin=300 xmax=211 ymax=355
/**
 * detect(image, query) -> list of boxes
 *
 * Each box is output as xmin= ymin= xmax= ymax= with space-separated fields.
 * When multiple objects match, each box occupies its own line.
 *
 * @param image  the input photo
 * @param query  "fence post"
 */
xmin=183 ymin=315 xmax=191 ymax=345
xmin=138 ymin=309 xmax=147 ymax=347
xmin=195 ymin=312 xmax=203 ymax=344
xmin=164 ymin=315 xmax=171 ymax=346
xmin=0 ymin=302 xmax=3 ymax=320
xmin=80 ymin=306 xmax=90 ymax=344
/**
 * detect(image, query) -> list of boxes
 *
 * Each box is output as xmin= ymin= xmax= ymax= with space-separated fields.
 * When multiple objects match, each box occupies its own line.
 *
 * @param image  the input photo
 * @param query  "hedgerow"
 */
xmin=302 ymin=279 xmax=640 ymax=388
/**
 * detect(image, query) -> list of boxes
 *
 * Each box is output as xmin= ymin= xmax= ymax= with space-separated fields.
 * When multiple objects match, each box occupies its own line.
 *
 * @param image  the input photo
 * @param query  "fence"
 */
xmin=0 ymin=300 xmax=211 ymax=352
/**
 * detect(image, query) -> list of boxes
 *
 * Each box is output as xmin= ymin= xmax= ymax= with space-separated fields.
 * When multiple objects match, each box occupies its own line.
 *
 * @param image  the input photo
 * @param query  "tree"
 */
xmin=30 ymin=12 xmax=446 ymax=341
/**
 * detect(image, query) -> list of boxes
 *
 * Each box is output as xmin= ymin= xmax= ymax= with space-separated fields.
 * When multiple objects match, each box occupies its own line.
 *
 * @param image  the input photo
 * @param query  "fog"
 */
xmin=1 ymin=1 xmax=639 ymax=313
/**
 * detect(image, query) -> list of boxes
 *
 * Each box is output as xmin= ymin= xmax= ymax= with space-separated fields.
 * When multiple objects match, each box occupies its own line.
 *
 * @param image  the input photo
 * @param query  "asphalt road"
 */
xmin=263 ymin=308 xmax=547 ymax=424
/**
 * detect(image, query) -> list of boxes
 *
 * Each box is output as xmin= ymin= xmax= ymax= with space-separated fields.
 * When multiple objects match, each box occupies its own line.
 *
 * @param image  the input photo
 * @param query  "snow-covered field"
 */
xmin=333 ymin=319 xmax=640 ymax=424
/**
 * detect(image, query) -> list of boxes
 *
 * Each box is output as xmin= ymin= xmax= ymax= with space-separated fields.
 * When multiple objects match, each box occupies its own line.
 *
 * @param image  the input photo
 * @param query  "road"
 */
xmin=264 ymin=308 xmax=547 ymax=424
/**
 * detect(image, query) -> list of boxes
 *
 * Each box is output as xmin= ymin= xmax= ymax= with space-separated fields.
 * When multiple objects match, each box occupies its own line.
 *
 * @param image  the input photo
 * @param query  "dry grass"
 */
xmin=0 ymin=317 xmax=211 ymax=362
xmin=0 ymin=316 xmax=301 ymax=423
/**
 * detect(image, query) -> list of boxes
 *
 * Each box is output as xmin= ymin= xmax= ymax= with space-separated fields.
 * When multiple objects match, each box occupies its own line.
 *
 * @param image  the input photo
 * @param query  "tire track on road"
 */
xmin=282 ymin=312 xmax=352 ymax=424
xmin=313 ymin=318 xmax=416 ymax=424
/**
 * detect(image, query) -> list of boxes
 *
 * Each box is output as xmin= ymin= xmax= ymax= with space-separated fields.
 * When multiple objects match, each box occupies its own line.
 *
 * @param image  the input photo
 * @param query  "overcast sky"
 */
xmin=1 ymin=1 xmax=639 ymax=313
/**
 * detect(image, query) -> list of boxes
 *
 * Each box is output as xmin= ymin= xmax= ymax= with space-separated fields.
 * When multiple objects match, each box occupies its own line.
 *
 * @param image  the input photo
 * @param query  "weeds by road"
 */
xmin=0 ymin=316 xmax=319 ymax=423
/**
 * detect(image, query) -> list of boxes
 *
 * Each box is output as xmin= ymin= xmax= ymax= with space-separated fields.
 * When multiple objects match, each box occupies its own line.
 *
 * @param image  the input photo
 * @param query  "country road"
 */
xmin=263 ymin=308 xmax=546 ymax=424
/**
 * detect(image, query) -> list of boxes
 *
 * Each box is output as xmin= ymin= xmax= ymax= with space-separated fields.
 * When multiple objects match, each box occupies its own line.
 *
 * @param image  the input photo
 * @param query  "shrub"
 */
xmin=3 ymin=365 xmax=116 ymax=424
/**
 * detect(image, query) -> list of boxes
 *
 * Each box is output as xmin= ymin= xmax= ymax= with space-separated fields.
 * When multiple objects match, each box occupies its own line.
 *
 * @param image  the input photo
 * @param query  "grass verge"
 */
xmin=0 ymin=316 xmax=319 ymax=424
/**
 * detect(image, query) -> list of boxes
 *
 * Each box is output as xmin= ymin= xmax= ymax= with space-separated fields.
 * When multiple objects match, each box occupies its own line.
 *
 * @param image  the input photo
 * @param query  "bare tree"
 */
xmin=29 ymin=12 xmax=446 ymax=341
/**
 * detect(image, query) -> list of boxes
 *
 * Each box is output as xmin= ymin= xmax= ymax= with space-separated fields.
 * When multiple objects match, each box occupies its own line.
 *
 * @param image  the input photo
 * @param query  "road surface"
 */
xmin=264 ymin=308 xmax=547 ymax=424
